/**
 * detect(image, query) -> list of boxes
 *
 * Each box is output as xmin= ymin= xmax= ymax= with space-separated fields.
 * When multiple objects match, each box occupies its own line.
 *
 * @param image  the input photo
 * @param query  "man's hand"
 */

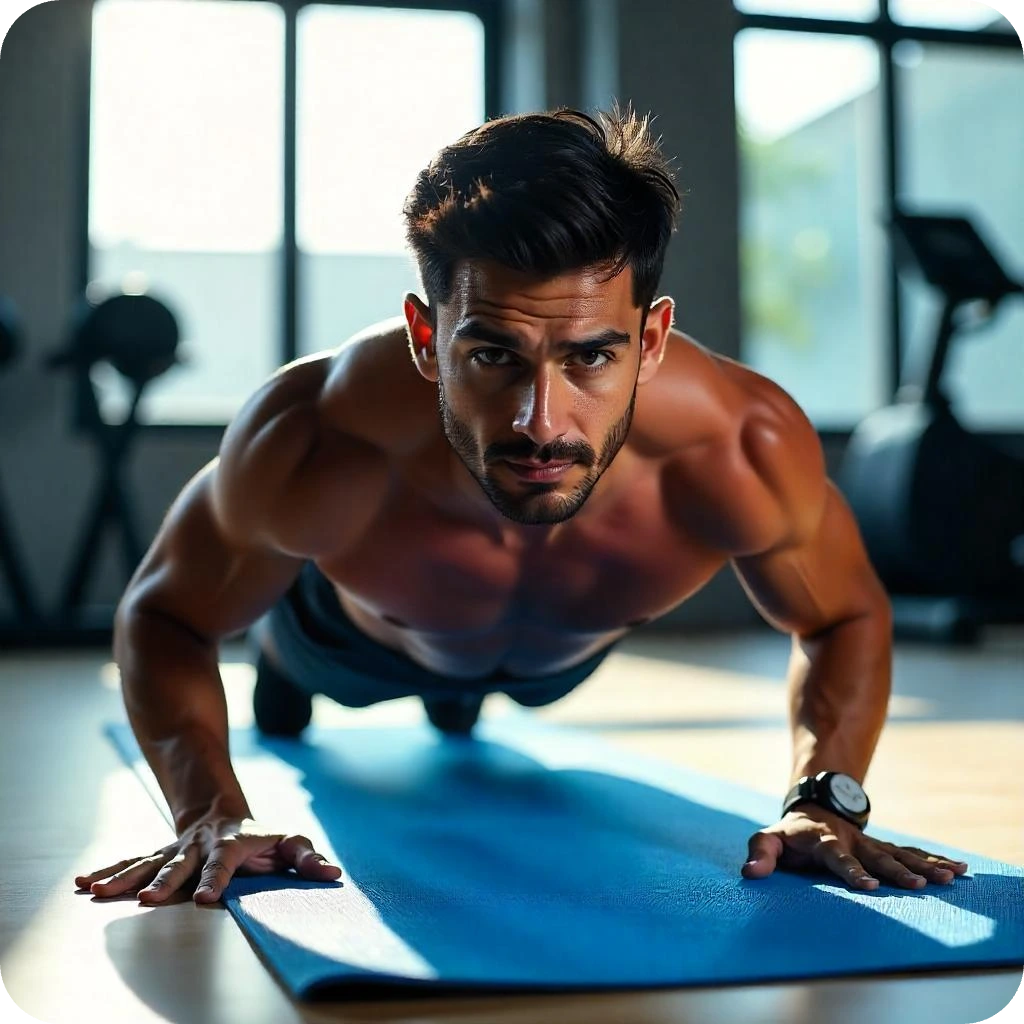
xmin=741 ymin=807 xmax=969 ymax=891
xmin=75 ymin=816 xmax=342 ymax=905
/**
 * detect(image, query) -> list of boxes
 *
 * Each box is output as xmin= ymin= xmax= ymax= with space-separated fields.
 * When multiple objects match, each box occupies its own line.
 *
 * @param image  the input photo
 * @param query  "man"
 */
xmin=76 ymin=107 xmax=968 ymax=907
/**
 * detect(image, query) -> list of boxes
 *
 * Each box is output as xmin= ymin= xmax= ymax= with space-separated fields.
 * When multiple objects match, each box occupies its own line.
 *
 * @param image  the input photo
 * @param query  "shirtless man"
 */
xmin=75 ymin=108 xmax=968 ymax=907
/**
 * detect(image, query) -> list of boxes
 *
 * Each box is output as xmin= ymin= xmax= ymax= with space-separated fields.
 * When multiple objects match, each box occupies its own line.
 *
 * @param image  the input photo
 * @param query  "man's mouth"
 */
xmin=503 ymin=459 xmax=575 ymax=483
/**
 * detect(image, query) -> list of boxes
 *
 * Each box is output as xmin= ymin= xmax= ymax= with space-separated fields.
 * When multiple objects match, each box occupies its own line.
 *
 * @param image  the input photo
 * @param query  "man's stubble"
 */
xmin=438 ymin=376 xmax=637 ymax=525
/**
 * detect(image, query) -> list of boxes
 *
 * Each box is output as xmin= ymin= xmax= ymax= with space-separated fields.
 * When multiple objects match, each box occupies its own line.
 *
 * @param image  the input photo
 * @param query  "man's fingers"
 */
xmin=88 ymin=853 xmax=171 ymax=897
xmin=742 ymin=832 xmax=783 ymax=879
xmin=887 ymin=847 xmax=964 ymax=884
xmin=75 ymin=857 xmax=143 ymax=889
xmin=194 ymin=840 xmax=250 ymax=904
xmin=899 ymin=846 xmax=969 ymax=876
xmin=818 ymin=841 xmax=879 ymax=891
xmin=294 ymin=849 xmax=343 ymax=882
xmin=860 ymin=847 xmax=927 ymax=889
xmin=277 ymin=834 xmax=343 ymax=882
xmin=139 ymin=843 xmax=203 ymax=904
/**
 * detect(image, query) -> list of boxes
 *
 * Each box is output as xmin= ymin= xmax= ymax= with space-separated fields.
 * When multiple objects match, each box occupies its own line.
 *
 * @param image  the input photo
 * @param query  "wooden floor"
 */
xmin=1 ymin=628 xmax=1022 ymax=1024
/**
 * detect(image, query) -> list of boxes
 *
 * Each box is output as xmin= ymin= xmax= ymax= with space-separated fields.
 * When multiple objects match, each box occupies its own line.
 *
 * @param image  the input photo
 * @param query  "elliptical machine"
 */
xmin=838 ymin=211 xmax=1024 ymax=643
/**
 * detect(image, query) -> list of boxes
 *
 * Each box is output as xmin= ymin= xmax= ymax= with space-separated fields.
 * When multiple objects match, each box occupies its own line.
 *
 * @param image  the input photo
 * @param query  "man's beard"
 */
xmin=438 ymin=380 xmax=637 ymax=525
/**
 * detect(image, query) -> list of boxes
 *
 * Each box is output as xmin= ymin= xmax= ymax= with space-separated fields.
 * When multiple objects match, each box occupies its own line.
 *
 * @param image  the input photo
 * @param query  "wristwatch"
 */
xmin=782 ymin=771 xmax=871 ymax=830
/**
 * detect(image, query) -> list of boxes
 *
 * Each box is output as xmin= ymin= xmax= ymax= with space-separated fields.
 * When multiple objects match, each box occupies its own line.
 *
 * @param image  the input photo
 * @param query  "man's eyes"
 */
xmin=469 ymin=349 xmax=614 ymax=371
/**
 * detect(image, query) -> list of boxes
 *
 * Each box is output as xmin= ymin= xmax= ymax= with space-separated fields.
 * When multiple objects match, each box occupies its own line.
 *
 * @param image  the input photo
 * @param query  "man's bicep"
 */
xmin=727 ymin=385 xmax=879 ymax=636
xmin=124 ymin=462 xmax=304 ymax=642
xmin=732 ymin=482 xmax=888 ymax=638
xmin=212 ymin=367 xmax=325 ymax=550
xmin=123 ymin=364 xmax=331 ymax=637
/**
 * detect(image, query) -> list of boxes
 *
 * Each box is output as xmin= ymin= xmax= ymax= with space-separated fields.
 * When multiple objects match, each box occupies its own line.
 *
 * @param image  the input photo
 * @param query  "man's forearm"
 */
xmin=115 ymin=604 xmax=252 ymax=833
xmin=786 ymin=606 xmax=893 ymax=788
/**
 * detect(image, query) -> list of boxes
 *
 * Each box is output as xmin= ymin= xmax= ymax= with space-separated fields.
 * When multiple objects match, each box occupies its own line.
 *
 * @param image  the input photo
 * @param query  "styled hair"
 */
xmin=403 ymin=105 xmax=681 ymax=314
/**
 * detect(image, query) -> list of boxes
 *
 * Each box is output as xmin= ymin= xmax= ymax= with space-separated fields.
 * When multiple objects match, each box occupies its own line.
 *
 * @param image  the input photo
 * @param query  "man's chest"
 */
xmin=318 ymin=475 xmax=727 ymax=636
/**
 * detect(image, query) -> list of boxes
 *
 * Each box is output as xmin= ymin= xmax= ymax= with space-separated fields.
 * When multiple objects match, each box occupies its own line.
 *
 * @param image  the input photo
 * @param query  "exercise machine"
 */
xmin=0 ymin=295 xmax=42 ymax=634
xmin=838 ymin=211 xmax=1024 ymax=642
xmin=47 ymin=290 xmax=181 ymax=627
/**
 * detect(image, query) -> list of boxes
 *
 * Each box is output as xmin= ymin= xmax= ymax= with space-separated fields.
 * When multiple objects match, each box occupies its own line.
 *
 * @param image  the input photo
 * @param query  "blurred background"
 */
xmin=0 ymin=0 xmax=1021 ymax=644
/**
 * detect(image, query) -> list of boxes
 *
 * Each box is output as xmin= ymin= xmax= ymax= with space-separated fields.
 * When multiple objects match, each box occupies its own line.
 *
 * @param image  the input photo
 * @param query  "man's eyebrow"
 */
xmin=452 ymin=320 xmax=631 ymax=352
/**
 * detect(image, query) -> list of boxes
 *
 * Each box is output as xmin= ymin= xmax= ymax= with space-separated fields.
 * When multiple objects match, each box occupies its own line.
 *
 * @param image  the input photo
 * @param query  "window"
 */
xmin=736 ymin=31 xmax=884 ymax=426
xmin=296 ymin=5 xmax=485 ymax=355
xmin=734 ymin=0 xmax=1022 ymax=429
xmin=87 ymin=1 xmax=495 ymax=425
xmin=889 ymin=0 xmax=1017 ymax=30
xmin=734 ymin=0 xmax=878 ymax=20
xmin=897 ymin=42 xmax=1024 ymax=429
xmin=89 ymin=0 xmax=285 ymax=423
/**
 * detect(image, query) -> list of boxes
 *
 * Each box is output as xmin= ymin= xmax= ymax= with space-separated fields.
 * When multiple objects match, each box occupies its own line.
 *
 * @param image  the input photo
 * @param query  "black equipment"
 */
xmin=0 ymin=295 xmax=42 ymax=628
xmin=0 ymin=295 xmax=19 ymax=368
xmin=839 ymin=212 xmax=1024 ymax=642
xmin=48 ymin=290 xmax=181 ymax=621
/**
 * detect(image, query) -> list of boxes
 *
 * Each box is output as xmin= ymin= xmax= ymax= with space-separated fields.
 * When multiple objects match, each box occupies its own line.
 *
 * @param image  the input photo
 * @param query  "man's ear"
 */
xmin=403 ymin=293 xmax=438 ymax=382
xmin=637 ymin=296 xmax=675 ymax=384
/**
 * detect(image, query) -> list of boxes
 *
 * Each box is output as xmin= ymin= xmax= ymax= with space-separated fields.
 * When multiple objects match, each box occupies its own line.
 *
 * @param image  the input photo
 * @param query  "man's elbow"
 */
xmin=839 ymin=590 xmax=893 ymax=645
xmin=859 ymin=571 xmax=894 ymax=640
xmin=799 ymin=584 xmax=892 ymax=645
xmin=113 ymin=593 xmax=155 ymax=670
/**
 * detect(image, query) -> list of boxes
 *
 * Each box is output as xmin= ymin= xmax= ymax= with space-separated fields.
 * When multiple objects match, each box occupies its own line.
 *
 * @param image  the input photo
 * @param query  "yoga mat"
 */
xmin=107 ymin=718 xmax=1024 ymax=999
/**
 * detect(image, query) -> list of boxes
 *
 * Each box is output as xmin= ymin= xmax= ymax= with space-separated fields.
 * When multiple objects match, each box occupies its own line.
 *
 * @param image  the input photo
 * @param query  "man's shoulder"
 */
xmin=211 ymin=318 xmax=432 ymax=554
xmin=226 ymin=316 xmax=434 ymax=455
xmin=320 ymin=317 xmax=439 ymax=453
xmin=645 ymin=334 xmax=826 ymax=556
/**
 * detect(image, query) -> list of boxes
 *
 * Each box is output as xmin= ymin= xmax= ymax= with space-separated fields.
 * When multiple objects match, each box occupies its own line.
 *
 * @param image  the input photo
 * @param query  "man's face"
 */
xmin=431 ymin=261 xmax=645 ymax=526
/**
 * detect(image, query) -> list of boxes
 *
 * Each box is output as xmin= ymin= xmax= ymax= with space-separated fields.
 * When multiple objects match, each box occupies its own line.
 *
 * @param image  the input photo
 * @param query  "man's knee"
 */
xmin=252 ymin=652 xmax=312 ymax=737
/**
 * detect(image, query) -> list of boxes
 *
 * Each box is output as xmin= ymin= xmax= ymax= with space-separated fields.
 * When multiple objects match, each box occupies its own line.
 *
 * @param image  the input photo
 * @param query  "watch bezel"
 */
xmin=825 ymin=771 xmax=870 ymax=815
xmin=783 ymin=772 xmax=871 ymax=829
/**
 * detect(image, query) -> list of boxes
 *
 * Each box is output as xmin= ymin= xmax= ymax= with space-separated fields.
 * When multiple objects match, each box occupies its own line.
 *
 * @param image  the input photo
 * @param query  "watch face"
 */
xmin=830 ymin=773 xmax=869 ymax=813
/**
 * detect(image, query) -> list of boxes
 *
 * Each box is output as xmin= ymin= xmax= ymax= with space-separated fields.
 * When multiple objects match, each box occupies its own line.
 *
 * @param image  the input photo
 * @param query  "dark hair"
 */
xmin=403 ymin=105 xmax=681 ymax=314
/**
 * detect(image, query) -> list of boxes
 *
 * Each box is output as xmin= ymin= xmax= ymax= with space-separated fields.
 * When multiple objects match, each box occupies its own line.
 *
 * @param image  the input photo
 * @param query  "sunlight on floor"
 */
xmin=1 ymin=768 xmax=170 ymax=1011
xmin=99 ymin=650 xmax=936 ymax=729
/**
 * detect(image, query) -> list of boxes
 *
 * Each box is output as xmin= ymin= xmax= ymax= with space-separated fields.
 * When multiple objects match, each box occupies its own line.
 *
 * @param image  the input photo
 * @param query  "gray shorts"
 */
xmin=252 ymin=562 xmax=618 ymax=709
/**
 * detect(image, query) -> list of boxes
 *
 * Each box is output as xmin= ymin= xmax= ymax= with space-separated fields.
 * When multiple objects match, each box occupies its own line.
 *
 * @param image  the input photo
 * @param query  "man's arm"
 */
xmin=722 ymin=390 xmax=967 ymax=889
xmin=78 ymin=358 xmax=359 ymax=903
xmin=115 ymin=362 xmax=332 ymax=832
xmin=114 ymin=464 xmax=303 ymax=834
xmin=728 ymin=413 xmax=892 ymax=789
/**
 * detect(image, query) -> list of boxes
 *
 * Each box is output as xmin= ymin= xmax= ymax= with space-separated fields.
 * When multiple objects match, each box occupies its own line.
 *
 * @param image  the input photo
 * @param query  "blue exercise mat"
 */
xmin=107 ymin=719 xmax=1024 ymax=999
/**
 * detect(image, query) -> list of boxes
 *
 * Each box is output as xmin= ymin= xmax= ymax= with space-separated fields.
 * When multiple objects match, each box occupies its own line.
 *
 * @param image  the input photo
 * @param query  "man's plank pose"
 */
xmin=76 ymin=108 xmax=968 ymax=906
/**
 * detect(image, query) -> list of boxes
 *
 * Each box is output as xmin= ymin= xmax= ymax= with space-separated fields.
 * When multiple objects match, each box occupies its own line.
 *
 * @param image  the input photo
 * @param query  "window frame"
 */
xmin=734 ymin=0 xmax=1021 ymax=435
xmin=78 ymin=0 xmax=503 ymax=434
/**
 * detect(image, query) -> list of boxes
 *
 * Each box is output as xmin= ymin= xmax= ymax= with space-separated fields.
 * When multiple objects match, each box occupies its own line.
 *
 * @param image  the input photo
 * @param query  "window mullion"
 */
xmin=880 ymin=32 xmax=902 ymax=401
xmin=283 ymin=0 xmax=298 ymax=367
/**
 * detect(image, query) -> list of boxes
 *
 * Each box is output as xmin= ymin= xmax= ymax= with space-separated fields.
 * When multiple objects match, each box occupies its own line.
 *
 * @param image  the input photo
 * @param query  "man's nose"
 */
xmin=511 ymin=367 xmax=570 ymax=446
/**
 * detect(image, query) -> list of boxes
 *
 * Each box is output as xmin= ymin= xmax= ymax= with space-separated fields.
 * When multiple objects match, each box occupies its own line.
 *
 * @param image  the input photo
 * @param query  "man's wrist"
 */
xmin=174 ymin=794 xmax=252 ymax=835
